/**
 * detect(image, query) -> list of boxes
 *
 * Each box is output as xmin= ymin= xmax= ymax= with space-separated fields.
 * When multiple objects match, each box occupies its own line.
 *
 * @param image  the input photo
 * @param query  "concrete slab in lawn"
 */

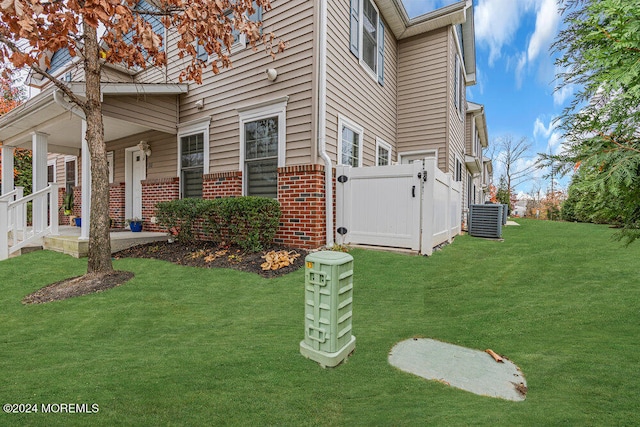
xmin=388 ymin=338 xmax=527 ymax=401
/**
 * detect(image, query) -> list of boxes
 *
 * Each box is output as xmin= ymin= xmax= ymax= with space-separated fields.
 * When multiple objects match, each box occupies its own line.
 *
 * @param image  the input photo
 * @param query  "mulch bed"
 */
xmin=22 ymin=241 xmax=308 ymax=304
xmin=112 ymin=240 xmax=308 ymax=278
xmin=23 ymin=271 xmax=135 ymax=305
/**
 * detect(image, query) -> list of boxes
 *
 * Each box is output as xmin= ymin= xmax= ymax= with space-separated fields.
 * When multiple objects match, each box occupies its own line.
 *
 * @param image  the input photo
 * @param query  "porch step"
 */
xmin=44 ymin=231 xmax=168 ymax=258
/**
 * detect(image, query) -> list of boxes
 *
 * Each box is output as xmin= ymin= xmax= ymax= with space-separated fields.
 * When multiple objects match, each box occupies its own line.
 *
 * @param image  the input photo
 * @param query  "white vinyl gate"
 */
xmin=336 ymin=157 xmax=462 ymax=256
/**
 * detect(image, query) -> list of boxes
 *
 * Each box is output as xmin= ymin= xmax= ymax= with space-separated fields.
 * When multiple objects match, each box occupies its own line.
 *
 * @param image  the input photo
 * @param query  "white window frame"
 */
xmin=454 ymin=55 xmax=462 ymax=118
xmin=47 ymin=159 xmax=57 ymax=183
xmin=337 ymin=115 xmax=364 ymax=167
xmin=64 ymin=155 xmax=78 ymax=186
xmin=238 ymin=97 xmax=288 ymax=196
xmin=375 ymin=137 xmax=392 ymax=166
xmin=398 ymin=149 xmax=438 ymax=165
xmin=455 ymin=156 xmax=463 ymax=182
xmin=106 ymin=151 xmax=114 ymax=184
xmin=196 ymin=10 xmax=249 ymax=62
xmin=358 ymin=0 xmax=380 ymax=82
xmin=177 ymin=117 xmax=211 ymax=198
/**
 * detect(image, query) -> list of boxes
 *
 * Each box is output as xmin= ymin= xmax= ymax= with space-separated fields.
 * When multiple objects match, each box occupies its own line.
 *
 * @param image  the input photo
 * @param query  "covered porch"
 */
xmin=0 ymin=82 xmax=187 ymax=260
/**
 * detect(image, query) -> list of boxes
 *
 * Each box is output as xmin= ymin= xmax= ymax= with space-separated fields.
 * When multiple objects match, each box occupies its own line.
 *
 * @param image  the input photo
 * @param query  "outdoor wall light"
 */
xmin=266 ymin=68 xmax=278 ymax=82
xmin=138 ymin=140 xmax=151 ymax=157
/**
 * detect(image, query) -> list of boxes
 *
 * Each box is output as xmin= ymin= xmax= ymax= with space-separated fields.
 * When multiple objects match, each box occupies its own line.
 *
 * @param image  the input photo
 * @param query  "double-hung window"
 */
xmin=376 ymin=138 xmax=391 ymax=166
xmin=239 ymin=98 xmax=287 ymax=198
xmin=180 ymin=134 xmax=204 ymax=198
xmin=454 ymin=55 xmax=464 ymax=118
xmin=338 ymin=115 xmax=364 ymax=167
xmin=455 ymin=157 xmax=463 ymax=182
xmin=47 ymin=160 xmax=56 ymax=184
xmin=64 ymin=156 xmax=77 ymax=195
xmin=350 ymin=0 xmax=385 ymax=85
xmin=178 ymin=118 xmax=211 ymax=199
xmin=196 ymin=4 xmax=262 ymax=61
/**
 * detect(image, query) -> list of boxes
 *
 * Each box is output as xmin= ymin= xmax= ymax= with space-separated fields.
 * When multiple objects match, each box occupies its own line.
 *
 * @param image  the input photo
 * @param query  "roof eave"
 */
xmin=380 ymin=0 xmax=471 ymax=40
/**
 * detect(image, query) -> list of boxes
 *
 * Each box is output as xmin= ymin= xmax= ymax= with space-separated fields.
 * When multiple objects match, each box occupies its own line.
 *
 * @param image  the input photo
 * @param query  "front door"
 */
xmin=126 ymin=148 xmax=146 ymax=221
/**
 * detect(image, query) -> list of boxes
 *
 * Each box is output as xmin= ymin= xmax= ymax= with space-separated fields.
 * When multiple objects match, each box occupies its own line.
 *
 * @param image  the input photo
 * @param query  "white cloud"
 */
xmin=534 ymin=117 xmax=555 ymax=139
xmin=553 ymin=83 xmax=574 ymax=106
xmin=475 ymin=0 xmax=524 ymax=65
xmin=527 ymin=0 xmax=561 ymax=63
xmin=515 ymin=52 xmax=527 ymax=89
xmin=533 ymin=116 xmax=565 ymax=155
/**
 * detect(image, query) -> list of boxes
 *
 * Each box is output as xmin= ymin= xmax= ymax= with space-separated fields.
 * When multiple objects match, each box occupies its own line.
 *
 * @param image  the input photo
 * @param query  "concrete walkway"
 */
xmin=389 ymin=338 xmax=527 ymax=401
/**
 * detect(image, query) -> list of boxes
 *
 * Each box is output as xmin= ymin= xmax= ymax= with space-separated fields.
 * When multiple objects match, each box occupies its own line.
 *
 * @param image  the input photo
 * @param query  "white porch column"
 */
xmin=32 ymin=132 xmax=48 ymax=233
xmin=80 ymin=120 xmax=91 ymax=240
xmin=1 ymin=145 xmax=14 ymax=195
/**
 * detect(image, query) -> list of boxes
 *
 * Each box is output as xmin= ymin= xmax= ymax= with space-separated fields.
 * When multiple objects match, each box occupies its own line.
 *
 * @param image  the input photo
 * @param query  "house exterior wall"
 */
xmin=157 ymin=0 xmax=317 ymax=172
xmin=397 ymin=28 xmax=449 ymax=171
xmin=102 ymin=95 xmax=179 ymax=135
xmin=324 ymin=1 xmax=398 ymax=166
xmin=33 ymin=0 xmax=481 ymax=250
xmin=447 ymin=27 xmax=466 ymax=176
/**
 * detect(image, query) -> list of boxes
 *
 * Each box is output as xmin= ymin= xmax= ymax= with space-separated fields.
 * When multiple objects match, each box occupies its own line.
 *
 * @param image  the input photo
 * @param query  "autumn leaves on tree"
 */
xmin=0 ymin=0 xmax=284 ymax=276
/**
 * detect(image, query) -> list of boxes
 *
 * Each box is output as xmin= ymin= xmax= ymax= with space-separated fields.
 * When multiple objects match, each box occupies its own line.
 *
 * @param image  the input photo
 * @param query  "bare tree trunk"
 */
xmin=83 ymin=23 xmax=113 ymax=274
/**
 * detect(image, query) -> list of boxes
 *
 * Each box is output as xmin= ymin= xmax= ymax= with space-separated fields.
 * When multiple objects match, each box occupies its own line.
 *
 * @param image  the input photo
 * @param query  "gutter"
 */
xmin=318 ymin=0 xmax=333 ymax=247
xmin=53 ymin=89 xmax=86 ymax=120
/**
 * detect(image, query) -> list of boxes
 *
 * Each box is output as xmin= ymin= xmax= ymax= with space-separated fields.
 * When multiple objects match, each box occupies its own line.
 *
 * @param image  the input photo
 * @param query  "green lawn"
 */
xmin=1 ymin=219 xmax=639 ymax=425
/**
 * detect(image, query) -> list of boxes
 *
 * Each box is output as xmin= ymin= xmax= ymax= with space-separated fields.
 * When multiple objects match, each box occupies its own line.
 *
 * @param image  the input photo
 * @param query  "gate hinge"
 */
xmin=337 ymin=227 xmax=348 ymax=235
xmin=337 ymin=175 xmax=348 ymax=183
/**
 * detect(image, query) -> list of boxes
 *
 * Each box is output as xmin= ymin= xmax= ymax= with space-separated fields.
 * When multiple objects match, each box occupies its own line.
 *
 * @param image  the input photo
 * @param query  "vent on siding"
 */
xmin=469 ymin=204 xmax=503 ymax=239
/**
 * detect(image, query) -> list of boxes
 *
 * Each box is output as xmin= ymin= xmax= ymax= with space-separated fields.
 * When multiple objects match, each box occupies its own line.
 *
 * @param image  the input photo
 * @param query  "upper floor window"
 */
xmin=338 ymin=115 xmax=364 ymax=167
xmin=350 ymin=0 xmax=385 ymax=85
xmin=196 ymin=4 xmax=262 ymax=61
xmin=454 ymin=55 xmax=464 ymax=119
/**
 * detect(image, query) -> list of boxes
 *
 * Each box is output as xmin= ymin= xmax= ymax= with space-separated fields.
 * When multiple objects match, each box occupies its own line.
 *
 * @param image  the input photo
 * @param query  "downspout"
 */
xmin=318 ymin=0 xmax=334 ymax=247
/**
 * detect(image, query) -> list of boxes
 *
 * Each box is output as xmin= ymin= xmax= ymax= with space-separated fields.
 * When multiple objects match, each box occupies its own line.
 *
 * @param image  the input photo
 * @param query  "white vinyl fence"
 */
xmin=336 ymin=157 xmax=461 ymax=256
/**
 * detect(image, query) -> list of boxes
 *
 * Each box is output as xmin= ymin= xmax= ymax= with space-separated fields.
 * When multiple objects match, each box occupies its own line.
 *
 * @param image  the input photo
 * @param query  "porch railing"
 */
xmin=0 ymin=184 xmax=59 ymax=260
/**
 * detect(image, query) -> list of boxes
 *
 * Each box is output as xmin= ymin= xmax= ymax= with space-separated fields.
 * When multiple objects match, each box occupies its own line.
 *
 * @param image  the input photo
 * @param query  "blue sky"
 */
xmin=403 ymin=0 xmax=569 ymax=197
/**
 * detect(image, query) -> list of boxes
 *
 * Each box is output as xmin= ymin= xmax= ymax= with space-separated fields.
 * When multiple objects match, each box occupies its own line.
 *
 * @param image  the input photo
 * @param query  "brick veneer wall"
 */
xmin=58 ymin=187 xmax=68 ymax=226
xmin=275 ymin=164 xmax=326 ymax=248
xmin=141 ymin=177 xmax=180 ymax=232
xmin=109 ymin=182 xmax=126 ymax=228
xmin=58 ymin=165 xmax=332 ymax=249
xmin=202 ymin=171 xmax=242 ymax=199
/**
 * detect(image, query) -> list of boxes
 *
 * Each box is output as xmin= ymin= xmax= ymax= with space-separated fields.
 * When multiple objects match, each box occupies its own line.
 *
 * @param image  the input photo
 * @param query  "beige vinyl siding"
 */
xmin=325 ymin=1 xmax=397 ymax=166
xmin=397 ymin=28 xmax=448 ymax=171
xmin=105 ymin=130 xmax=177 ymax=183
xmin=102 ymin=95 xmax=179 ymax=135
xmin=162 ymin=0 xmax=315 ymax=172
xmin=447 ymin=28 xmax=466 ymax=176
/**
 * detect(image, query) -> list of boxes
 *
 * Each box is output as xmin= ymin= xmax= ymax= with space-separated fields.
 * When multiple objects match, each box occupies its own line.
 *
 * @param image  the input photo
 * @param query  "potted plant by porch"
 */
xmin=60 ymin=191 xmax=77 ymax=226
xmin=126 ymin=217 xmax=143 ymax=232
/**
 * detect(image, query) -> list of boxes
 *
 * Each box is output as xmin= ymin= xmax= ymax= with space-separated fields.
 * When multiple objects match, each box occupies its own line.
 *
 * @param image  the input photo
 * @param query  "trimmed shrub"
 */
xmin=210 ymin=197 xmax=281 ymax=252
xmin=155 ymin=198 xmax=211 ymax=242
xmin=155 ymin=197 xmax=281 ymax=251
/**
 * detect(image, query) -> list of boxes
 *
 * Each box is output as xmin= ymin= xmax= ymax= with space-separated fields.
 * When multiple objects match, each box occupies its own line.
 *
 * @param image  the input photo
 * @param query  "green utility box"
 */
xmin=300 ymin=251 xmax=356 ymax=367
